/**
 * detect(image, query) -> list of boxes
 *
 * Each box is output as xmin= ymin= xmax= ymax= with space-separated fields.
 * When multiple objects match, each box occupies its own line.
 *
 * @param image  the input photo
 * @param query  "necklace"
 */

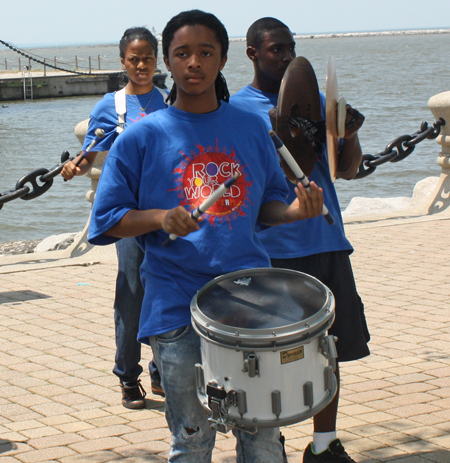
xmin=129 ymin=89 xmax=154 ymax=112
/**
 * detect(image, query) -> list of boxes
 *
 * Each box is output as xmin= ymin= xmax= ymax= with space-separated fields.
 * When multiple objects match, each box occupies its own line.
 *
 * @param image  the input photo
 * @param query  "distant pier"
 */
xmin=0 ymin=69 xmax=167 ymax=101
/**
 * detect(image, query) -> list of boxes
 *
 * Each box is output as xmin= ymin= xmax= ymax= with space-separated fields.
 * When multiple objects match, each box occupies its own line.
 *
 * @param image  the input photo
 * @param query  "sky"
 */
xmin=1 ymin=0 xmax=449 ymax=48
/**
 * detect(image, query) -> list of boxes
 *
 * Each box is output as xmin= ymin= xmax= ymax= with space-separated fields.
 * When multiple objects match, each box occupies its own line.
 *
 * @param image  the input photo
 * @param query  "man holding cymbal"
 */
xmin=230 ymin=17 xmax=370 ymax=463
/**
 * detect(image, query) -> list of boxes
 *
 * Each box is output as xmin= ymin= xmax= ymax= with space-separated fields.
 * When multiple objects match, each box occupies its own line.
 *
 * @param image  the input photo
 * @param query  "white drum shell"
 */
xmin=197 ymin=333 xmax=334 ymax=426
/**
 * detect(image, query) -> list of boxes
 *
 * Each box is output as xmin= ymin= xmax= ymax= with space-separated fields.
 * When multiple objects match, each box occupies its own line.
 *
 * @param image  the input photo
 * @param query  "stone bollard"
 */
xmin=424 ymin=91 xmax=450 ymax=214
xmin=67 ymin=119 xmax=109 ymax=257
xmin=343 ymin=92 xmax=450 ymax=221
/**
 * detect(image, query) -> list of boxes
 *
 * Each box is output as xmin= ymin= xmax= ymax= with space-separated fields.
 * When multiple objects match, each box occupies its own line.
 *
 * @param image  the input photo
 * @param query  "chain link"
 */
xmin=0 ymin=151 xmax=72 ymax=211
xmin=355 ymin=118 xmax=445 ymax=179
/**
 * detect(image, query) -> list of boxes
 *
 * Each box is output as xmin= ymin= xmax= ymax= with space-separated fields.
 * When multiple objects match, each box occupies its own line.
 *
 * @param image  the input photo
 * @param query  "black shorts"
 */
xmin=271 ymin=250 xmax=370 ymax=362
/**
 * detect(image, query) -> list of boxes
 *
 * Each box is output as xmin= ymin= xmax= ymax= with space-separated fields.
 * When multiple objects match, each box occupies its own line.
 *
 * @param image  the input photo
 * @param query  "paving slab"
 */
xmin=0 ymin=214 xmax=449 ymax=462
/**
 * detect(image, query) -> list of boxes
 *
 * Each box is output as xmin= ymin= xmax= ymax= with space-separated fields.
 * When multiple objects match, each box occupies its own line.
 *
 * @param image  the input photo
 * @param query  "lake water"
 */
xmin=1 ymin=32 xmax=449 ymax=242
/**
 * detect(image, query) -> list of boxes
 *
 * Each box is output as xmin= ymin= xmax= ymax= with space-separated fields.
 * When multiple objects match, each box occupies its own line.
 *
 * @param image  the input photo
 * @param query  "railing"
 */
xmin=1 ymin=55 xmax=120 ymax=73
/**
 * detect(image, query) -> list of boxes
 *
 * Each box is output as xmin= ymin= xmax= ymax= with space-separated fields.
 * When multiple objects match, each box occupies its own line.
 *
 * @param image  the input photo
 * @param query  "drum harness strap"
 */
xmin=114 ymin=86 xmax=168 ymax=135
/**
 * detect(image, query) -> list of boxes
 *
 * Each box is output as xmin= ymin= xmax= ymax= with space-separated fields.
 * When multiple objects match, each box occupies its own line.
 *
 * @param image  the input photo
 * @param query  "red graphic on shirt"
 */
xmin=172 ymin=140 xmax=252 ymax=227
xmin=130 ymin=113 xmax=147 ymax=123
xmin=130 ymin=109 xmax=156 ymax=124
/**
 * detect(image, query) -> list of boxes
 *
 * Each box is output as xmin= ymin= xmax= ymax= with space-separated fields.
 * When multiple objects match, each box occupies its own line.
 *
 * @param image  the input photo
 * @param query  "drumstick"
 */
xmin=74 ymin=128 xmax=105 ymax=167
xmin=63 ymin=128 xmax=105 ymax=182
xmin=163 ymin=172 xmax=241 ymax=247
xmin=269 ymin=130 xmax=335 ymax=225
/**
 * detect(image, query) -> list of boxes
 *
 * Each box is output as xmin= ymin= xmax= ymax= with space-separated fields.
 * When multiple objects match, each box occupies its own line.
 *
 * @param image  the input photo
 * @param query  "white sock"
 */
xmin=313 ymin=431 xmax=337 ymax=454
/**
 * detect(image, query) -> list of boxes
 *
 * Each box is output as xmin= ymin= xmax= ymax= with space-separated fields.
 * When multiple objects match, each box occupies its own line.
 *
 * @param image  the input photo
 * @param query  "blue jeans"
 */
xmin=149 ymin=325 xmax=283 ymax=463
xmin=113 ymin=237 xmax=144 ymax=384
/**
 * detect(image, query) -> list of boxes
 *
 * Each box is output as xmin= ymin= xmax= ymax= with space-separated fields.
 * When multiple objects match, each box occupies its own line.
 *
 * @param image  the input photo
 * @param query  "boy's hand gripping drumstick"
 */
xmin=163 ymin=172 xmax=241 ymax=247
xmin=270 ymin=130 xmax=335 ymax=225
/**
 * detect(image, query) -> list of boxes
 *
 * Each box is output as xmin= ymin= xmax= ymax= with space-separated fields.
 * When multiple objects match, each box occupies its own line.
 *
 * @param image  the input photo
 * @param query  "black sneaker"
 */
xmin=303 ymin=439 xmax=355 ymax=463
xmin=120 ymin=379 xmax=146 ymax=409
xmin=151 ymin=380 xmax=165 ymax=398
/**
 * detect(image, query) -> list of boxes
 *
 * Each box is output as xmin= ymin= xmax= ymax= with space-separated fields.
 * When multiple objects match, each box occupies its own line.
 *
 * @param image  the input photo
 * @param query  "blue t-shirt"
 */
xmin=230 ymin=85 xmax=352 ymax=258
xmin=82 ymin=87 xmax=168 ymax=152
xmin=229 ymin=85 xmax=278 ymax=122
xmin=88 ymin=102 xmax=289 ymax=342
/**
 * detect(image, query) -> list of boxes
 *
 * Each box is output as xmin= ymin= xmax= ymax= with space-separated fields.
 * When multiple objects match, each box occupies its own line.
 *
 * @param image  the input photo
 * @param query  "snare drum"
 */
xmin=191 ymin=268 xmax=337 ymax=432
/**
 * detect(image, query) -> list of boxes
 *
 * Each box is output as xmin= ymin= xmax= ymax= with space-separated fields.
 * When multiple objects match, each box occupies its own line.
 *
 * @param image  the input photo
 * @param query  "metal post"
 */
xmin=89 ymin=56 xmax=92 ymax=74
xmin=75 ymin=55 xmax=78 ymax=70
xmin=19 ymin=57 xmax=21 ymax=69
xmin=28 ymin=57 xmax=31 ymax=70
xmin=4 ymin=58 xmax=7 ymax=70
xmin=54 ymin=56 xmax=56 ymax=68
xmin=98 ymin=54 xmax=101 ymax=70
xmin=44 ymin=58 xmax=46 ymax=77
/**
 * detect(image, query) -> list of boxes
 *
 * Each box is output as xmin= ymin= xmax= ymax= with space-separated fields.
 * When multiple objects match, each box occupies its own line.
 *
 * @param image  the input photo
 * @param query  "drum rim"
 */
xmin=191 ymin=268 xmax=335 ymax=348
xmin=191 ymin=317 xmax=334 ymax=351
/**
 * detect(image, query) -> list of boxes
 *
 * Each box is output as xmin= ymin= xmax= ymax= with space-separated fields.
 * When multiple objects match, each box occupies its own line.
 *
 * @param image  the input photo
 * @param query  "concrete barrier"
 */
xmin=0 ymin=70 xmax=126 ymax=101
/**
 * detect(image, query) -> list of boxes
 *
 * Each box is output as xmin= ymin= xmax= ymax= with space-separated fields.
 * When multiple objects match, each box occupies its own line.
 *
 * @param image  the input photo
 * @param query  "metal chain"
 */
xmin=0 ymin=118 xmax=446 ymax=211
xmin=355 ymin=118 xmax=446 ymax=179
xmin=0 ymin=151 xmax=73 ymax=211
xmin=0 ymin=39 xmax=124 ymax=77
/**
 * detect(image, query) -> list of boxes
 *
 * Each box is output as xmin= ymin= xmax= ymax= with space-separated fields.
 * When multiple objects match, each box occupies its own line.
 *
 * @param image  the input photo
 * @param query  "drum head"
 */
xmin=191 ymin=268 xmax=334 ymax=348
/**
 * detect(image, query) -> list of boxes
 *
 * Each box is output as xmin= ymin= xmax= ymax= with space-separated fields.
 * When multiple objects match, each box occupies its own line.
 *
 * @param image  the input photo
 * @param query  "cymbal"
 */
xmin=326 ymin=56 xmax=339 ymax=182
xmin=276 ymin=56 xmax=322 ymax=182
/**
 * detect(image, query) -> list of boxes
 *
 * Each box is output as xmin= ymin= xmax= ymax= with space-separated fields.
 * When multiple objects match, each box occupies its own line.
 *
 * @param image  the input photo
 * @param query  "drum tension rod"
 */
xmin=242 ymin=352 xmax=259 ymax=377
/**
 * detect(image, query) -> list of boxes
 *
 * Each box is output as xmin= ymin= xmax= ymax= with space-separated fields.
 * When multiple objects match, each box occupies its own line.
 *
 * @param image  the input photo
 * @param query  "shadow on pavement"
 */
xmin=0 ymin=289 xmax=51 ymax=303
xmin=0 ymin=439 xmax=16 ymax=454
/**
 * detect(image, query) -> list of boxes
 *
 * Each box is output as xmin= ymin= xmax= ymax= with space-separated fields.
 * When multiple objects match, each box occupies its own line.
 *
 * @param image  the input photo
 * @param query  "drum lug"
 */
xmin=303 ymin=381 xmax=314 ymax=409
xmin=195 ymin=363 xmax=205 ymax=394
xmin=229 ymin=389 xmax=248 ymax=417
xmin=324 ymin=365 xmax=335 ymax=392
xmin=319 ymin=334 xmax=338 ymax=362
xmin=272 ymin=390 xmax=282 ymax=418
xmin=242 ymin=352 xmax=259 ymax=377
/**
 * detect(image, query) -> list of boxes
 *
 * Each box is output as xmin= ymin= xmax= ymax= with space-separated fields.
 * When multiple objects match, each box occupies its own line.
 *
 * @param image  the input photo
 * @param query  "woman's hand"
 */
xmin=61 ymin=160 xmax=80 ymax=180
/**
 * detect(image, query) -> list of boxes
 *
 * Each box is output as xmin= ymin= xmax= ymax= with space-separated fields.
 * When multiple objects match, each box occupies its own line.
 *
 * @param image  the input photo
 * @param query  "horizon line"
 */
xmin=1 ymin=26 xmax=449 ymax=50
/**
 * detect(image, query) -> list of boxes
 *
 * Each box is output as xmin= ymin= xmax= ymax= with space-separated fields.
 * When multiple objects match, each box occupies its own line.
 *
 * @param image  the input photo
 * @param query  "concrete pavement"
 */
xmin=0 ymin=214 xmax=449 ymax=463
